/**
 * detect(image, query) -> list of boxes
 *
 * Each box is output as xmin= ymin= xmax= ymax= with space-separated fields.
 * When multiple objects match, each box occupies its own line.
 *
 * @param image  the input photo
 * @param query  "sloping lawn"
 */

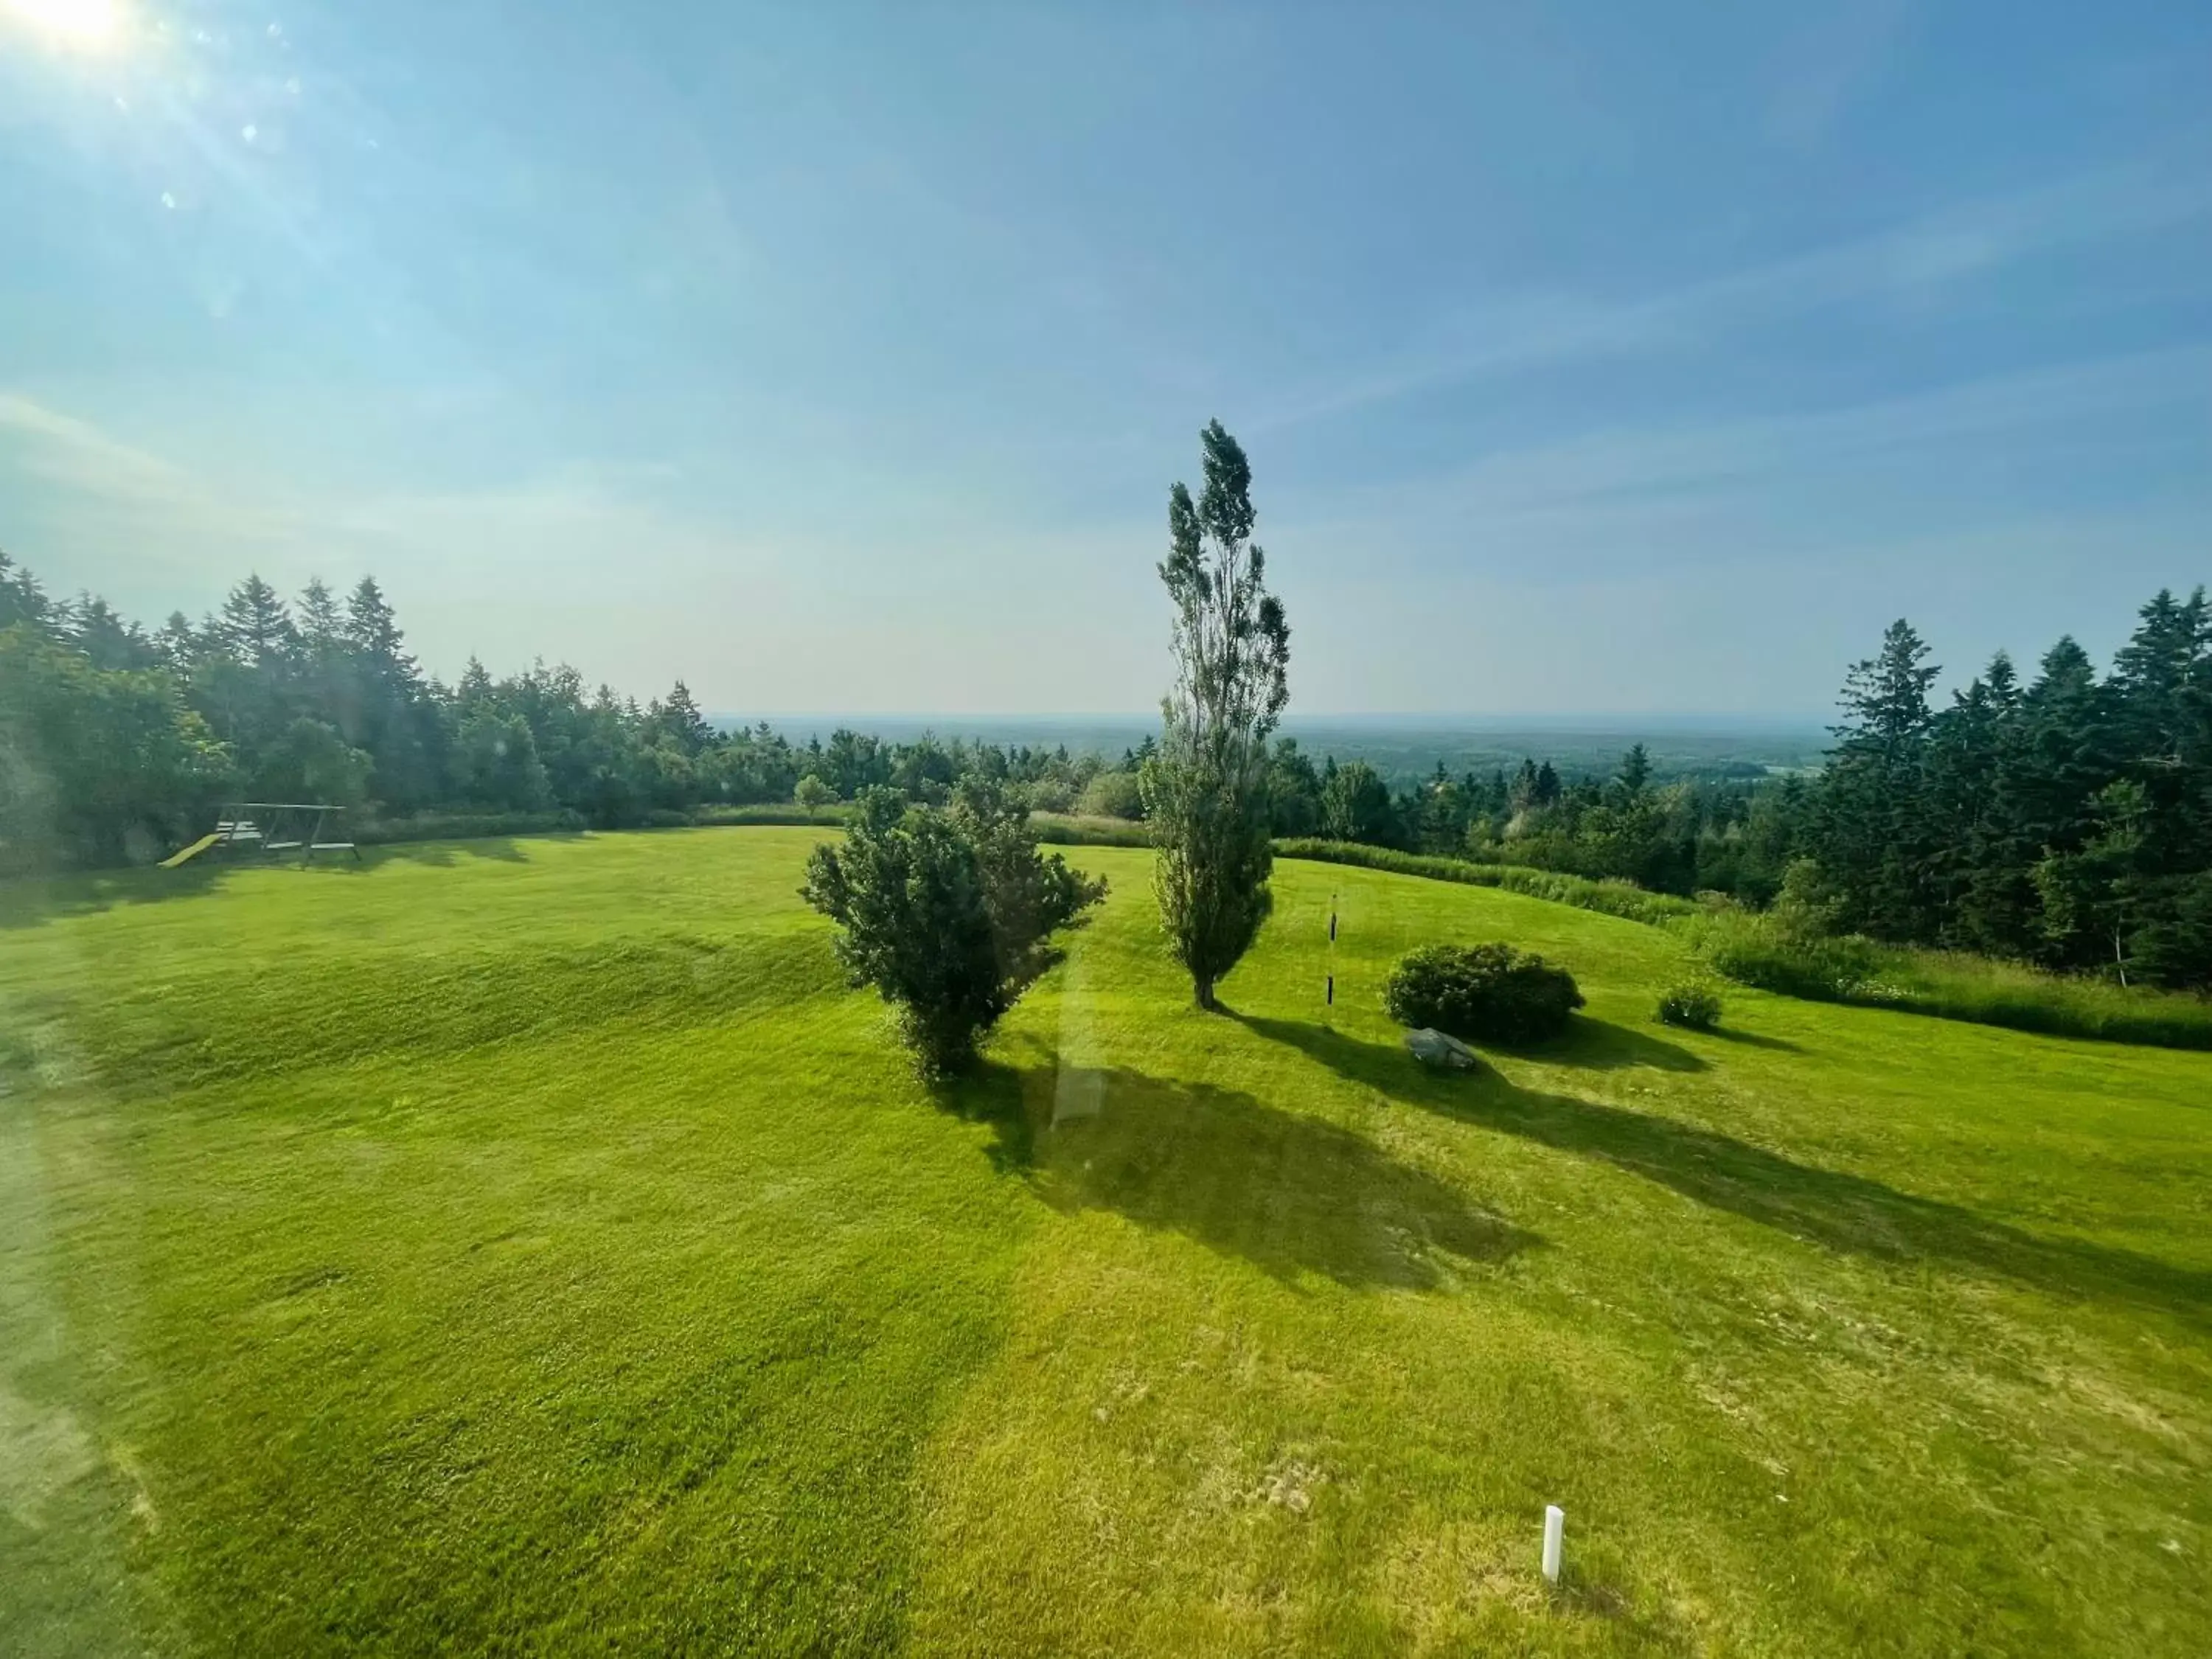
xmin=3 ymin=830 xmax=2207 ymax=1655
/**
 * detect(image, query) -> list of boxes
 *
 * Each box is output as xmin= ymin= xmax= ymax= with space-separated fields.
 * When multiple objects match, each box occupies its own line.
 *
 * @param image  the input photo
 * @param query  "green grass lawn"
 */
xmin=3 ymin=830 xmax=2208 ymax=1656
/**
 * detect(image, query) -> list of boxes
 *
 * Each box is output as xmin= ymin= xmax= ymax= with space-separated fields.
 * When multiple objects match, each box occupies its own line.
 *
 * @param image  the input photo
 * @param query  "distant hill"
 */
xmin=711 ymin=713 xmax=1829 ymax=789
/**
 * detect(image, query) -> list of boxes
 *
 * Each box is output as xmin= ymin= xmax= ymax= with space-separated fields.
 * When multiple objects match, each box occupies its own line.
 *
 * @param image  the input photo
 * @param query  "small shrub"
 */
xmin=1655 ymin=980 xmax=1723 ymax=1031
xmin=1384 ymin=943 xmax=1585 ymax=1046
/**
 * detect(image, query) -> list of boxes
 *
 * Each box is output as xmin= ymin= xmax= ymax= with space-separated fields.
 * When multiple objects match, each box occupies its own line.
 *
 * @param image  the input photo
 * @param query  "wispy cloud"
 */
xmin=1253 ymin=166 xmax=2212 ymax=433
xmin=0 ymin=394 xmax=204 ymax=506
xmin=0 ymin=392 xmax=302 ymax=568
xmin=1263 ymin=343 xmax=2212 ymax=616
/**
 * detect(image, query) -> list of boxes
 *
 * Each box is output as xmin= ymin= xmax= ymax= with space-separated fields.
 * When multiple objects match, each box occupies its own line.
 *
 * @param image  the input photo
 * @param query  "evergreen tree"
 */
xmin=66 ymin=595 xmax=158 ymax=670
xmin=0 ymin=549 xmax=53 ymax=633
xmin=298 ymin=578 xmax=345 ymax=654
xmin=1815 ymin=619 xmax=1942 ymax=938
xmin=655 ymin=679 xmax=715 ymax=757
xmin=1616 ymin=743 xmax=1652 ymax=799
xmin=214 ymin=574 xmax=300 ymax=670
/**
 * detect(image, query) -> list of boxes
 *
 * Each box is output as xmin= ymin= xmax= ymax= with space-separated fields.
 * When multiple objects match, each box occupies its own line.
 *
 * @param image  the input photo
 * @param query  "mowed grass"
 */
xmin=1 ymin=831 xmax=2208 ymax=1657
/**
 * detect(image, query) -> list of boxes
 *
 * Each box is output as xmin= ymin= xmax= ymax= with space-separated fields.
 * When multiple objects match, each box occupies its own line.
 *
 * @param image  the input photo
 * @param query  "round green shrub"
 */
xmin=1383 ymin=943 xmax=1585 ymax=1046
xmin=1655 ymin=980 xmax=1724 ymax=1031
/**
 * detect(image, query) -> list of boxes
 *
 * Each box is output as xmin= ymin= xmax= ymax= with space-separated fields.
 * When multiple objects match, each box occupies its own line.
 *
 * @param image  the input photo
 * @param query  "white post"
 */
xmin=1542 ymin=1504 xmax=1564 ymax=1583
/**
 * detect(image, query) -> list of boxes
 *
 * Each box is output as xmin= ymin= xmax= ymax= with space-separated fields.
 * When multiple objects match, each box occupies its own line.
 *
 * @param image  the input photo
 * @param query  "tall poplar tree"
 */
xmin=1142 ymin=422 xmax=1290 ymax=1009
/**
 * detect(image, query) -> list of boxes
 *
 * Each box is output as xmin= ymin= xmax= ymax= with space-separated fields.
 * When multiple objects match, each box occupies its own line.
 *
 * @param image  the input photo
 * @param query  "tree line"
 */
xmin=0 ymin=548 xmax=1139 ymax=870
xmin=5 ymin=527 xmax=2207 ymax=990
xmin=1281 ymin=594 xmax=2212 ymax=989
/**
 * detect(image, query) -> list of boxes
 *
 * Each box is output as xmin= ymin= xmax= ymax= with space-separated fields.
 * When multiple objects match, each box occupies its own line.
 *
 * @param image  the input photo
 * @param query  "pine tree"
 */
xmin=1617 ymin=743 xmax=1652 ymax=799
xmin=656 ymin=679 xmax=714 ymax=757
xmin=214 ymin=574 xmax=299 ymax=670
xmin=298 ymin=579 xmax=345 ymax=653
xmin=344 ymin=577 xmax=418 ymax=684
xmin=0 ymin=548 xmax=53 ymax=633
xmin=1816 ymin=619 xmax=1941 ymax=938
xmin=66 ymin=595 xmax=156 ymax=671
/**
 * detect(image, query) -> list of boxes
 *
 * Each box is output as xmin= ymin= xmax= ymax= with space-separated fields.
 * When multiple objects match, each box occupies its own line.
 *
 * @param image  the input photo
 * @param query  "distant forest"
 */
xmin=3 ymin=549 xmax=2208 ymax=986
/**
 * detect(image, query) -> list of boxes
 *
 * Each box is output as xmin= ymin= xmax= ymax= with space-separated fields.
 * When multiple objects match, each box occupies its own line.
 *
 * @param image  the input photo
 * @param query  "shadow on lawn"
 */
xmin=1698 ymin=1026 xmax=1806 ymax=1054
xmin=0 ymin=836 xmax=557 ymax=931
xmin=1238 ymin=1015 xmax=2212 ymax=1327
xmin=1530 ymin=1015 xmax=1705 ymax=1072
xmin=347 ymin=837 xmax=567 ymax=870
xmin=939 ymin=1058 xmax=1541 ymax=1292
xmin=0 ymin=860 xmax=229 ymax=931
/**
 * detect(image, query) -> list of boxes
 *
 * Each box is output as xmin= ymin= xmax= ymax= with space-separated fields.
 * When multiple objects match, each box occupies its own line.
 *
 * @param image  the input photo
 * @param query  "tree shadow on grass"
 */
xmin=1237 ymin=1015 xmax=2212 ymax=1329
xmin=0 ymin=836 xmax=566 ymax=931
xmin=936 ymin=1057 xmax=1541 ymax=1292
xmin=1528 ymin=1015 xmax=1705 ymax=1072
xmin=349 ymin=836 xmax=568 ymax=869
xmin=0 ymin=860 xmax=229 ymax=931
xmin=1697 ymin=1026 xmax=1805 ymax=1054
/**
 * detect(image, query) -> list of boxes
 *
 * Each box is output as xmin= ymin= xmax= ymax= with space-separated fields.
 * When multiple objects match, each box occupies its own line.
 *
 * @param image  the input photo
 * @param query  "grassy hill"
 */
xmin=3 ymin=830 xmax=2207 ymax=1656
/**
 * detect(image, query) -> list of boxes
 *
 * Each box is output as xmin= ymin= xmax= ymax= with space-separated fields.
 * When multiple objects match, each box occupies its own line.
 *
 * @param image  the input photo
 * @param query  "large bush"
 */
xmin=1384 ymin=943 xmax=1585 ymax=1046
xmin=1691 ymin=910 xmax=1885 ymax=1000
xmin=801 ymin=783 xmax=1105 ymax=1077
xmin=1075 ymin=769 xmax=1145 ymax=820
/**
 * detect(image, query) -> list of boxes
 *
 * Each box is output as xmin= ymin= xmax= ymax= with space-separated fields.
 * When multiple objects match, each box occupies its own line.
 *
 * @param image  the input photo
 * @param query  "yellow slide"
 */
xmin=159 ymin=832 xmax=223 ymax=869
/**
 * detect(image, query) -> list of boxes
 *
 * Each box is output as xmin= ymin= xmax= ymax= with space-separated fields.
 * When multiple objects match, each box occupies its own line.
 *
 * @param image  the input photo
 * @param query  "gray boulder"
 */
xmin=1404 ymin=1027 xmax=1478 ymax=1070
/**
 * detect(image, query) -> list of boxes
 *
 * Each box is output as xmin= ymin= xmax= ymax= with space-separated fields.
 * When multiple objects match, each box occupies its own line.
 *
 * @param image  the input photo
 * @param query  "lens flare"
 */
xmin=4 ymin=0 xmax=128 ymax=52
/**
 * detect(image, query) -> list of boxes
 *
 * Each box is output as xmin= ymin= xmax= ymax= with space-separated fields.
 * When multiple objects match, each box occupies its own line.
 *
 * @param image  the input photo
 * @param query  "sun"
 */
xmin=4 ymin=0 xmax=129 ymax=51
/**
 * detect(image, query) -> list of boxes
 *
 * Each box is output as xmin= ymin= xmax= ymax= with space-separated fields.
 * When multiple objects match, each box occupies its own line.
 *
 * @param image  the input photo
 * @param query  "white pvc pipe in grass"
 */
xmin=1543 ymin=1505 xmax=1564 ymax=1583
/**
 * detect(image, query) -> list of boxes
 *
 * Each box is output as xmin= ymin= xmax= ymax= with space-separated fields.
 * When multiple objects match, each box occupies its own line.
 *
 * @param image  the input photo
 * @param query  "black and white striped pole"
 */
xmin=1325 ymin=892 xmax=1338 ymax=1013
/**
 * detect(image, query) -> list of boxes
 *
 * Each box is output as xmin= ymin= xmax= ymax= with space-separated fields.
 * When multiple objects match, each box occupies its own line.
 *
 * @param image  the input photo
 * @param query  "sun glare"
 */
xmin=4 ymin=0 xmax=128 ymax=51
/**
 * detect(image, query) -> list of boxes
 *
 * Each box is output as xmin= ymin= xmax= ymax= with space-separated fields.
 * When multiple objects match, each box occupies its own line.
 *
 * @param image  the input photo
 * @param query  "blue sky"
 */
xmin=2 ymin=1 xmax=2208 ymax=716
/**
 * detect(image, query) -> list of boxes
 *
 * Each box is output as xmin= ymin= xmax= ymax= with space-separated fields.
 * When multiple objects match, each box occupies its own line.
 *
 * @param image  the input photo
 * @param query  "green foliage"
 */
xmin=1383 ymin=942 xmax=1585 ymax=1046
xmin=793 ymin=774 xmax=838 ymax=813
xmin=1029 ymin=813 xmax=1155 ymax=848
xmin=1655 ymin=979 xmax=1724 ymax=1031
xmin=352 ymin=808 xmax=588 ymax=845
xmin=1873 ymin=947 xmax=2212 ymax=1051
xmin=1074 ymin=768 xmax=1145 ymax=820
xmin=949 ymin=776 xmax=1109 ymax=990
xmin=1686 ymin=908 xmax=1886 ymax=1001
xmin=451 ymin=710 xmax=550 ymax=810
xmin=801 ymin=790 xmax=1005 ymax=1077
xmin=1798 ymin=591 xmax=2212 ymax=987
xmin=0 ymin=623 xmax=232 ymax=870
xmin=1288 ymin=836 xmax=2212 ymax=1051
xmin=1319 ymin=758 xmax=1394 ymax=844
xmin=253 ymin=717 xmax=376 ymax=807
xmin=1144 ymin=421 xmax=1291 ymax=1008
xmin=1263 ymin=737 xmax=1324 ymax=835
xmin=801 ymin=787 xmax=1103 ymax=1076
xmin=1275 ymin=839 xmax=1697 ymax=925
xmin=0 ymin=550 xmax=1166 ymax=871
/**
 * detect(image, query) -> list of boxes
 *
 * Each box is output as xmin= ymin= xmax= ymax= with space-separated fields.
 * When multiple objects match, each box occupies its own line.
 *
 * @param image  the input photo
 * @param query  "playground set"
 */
xmin=159 ymin=803 xmax=361 ymax=870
